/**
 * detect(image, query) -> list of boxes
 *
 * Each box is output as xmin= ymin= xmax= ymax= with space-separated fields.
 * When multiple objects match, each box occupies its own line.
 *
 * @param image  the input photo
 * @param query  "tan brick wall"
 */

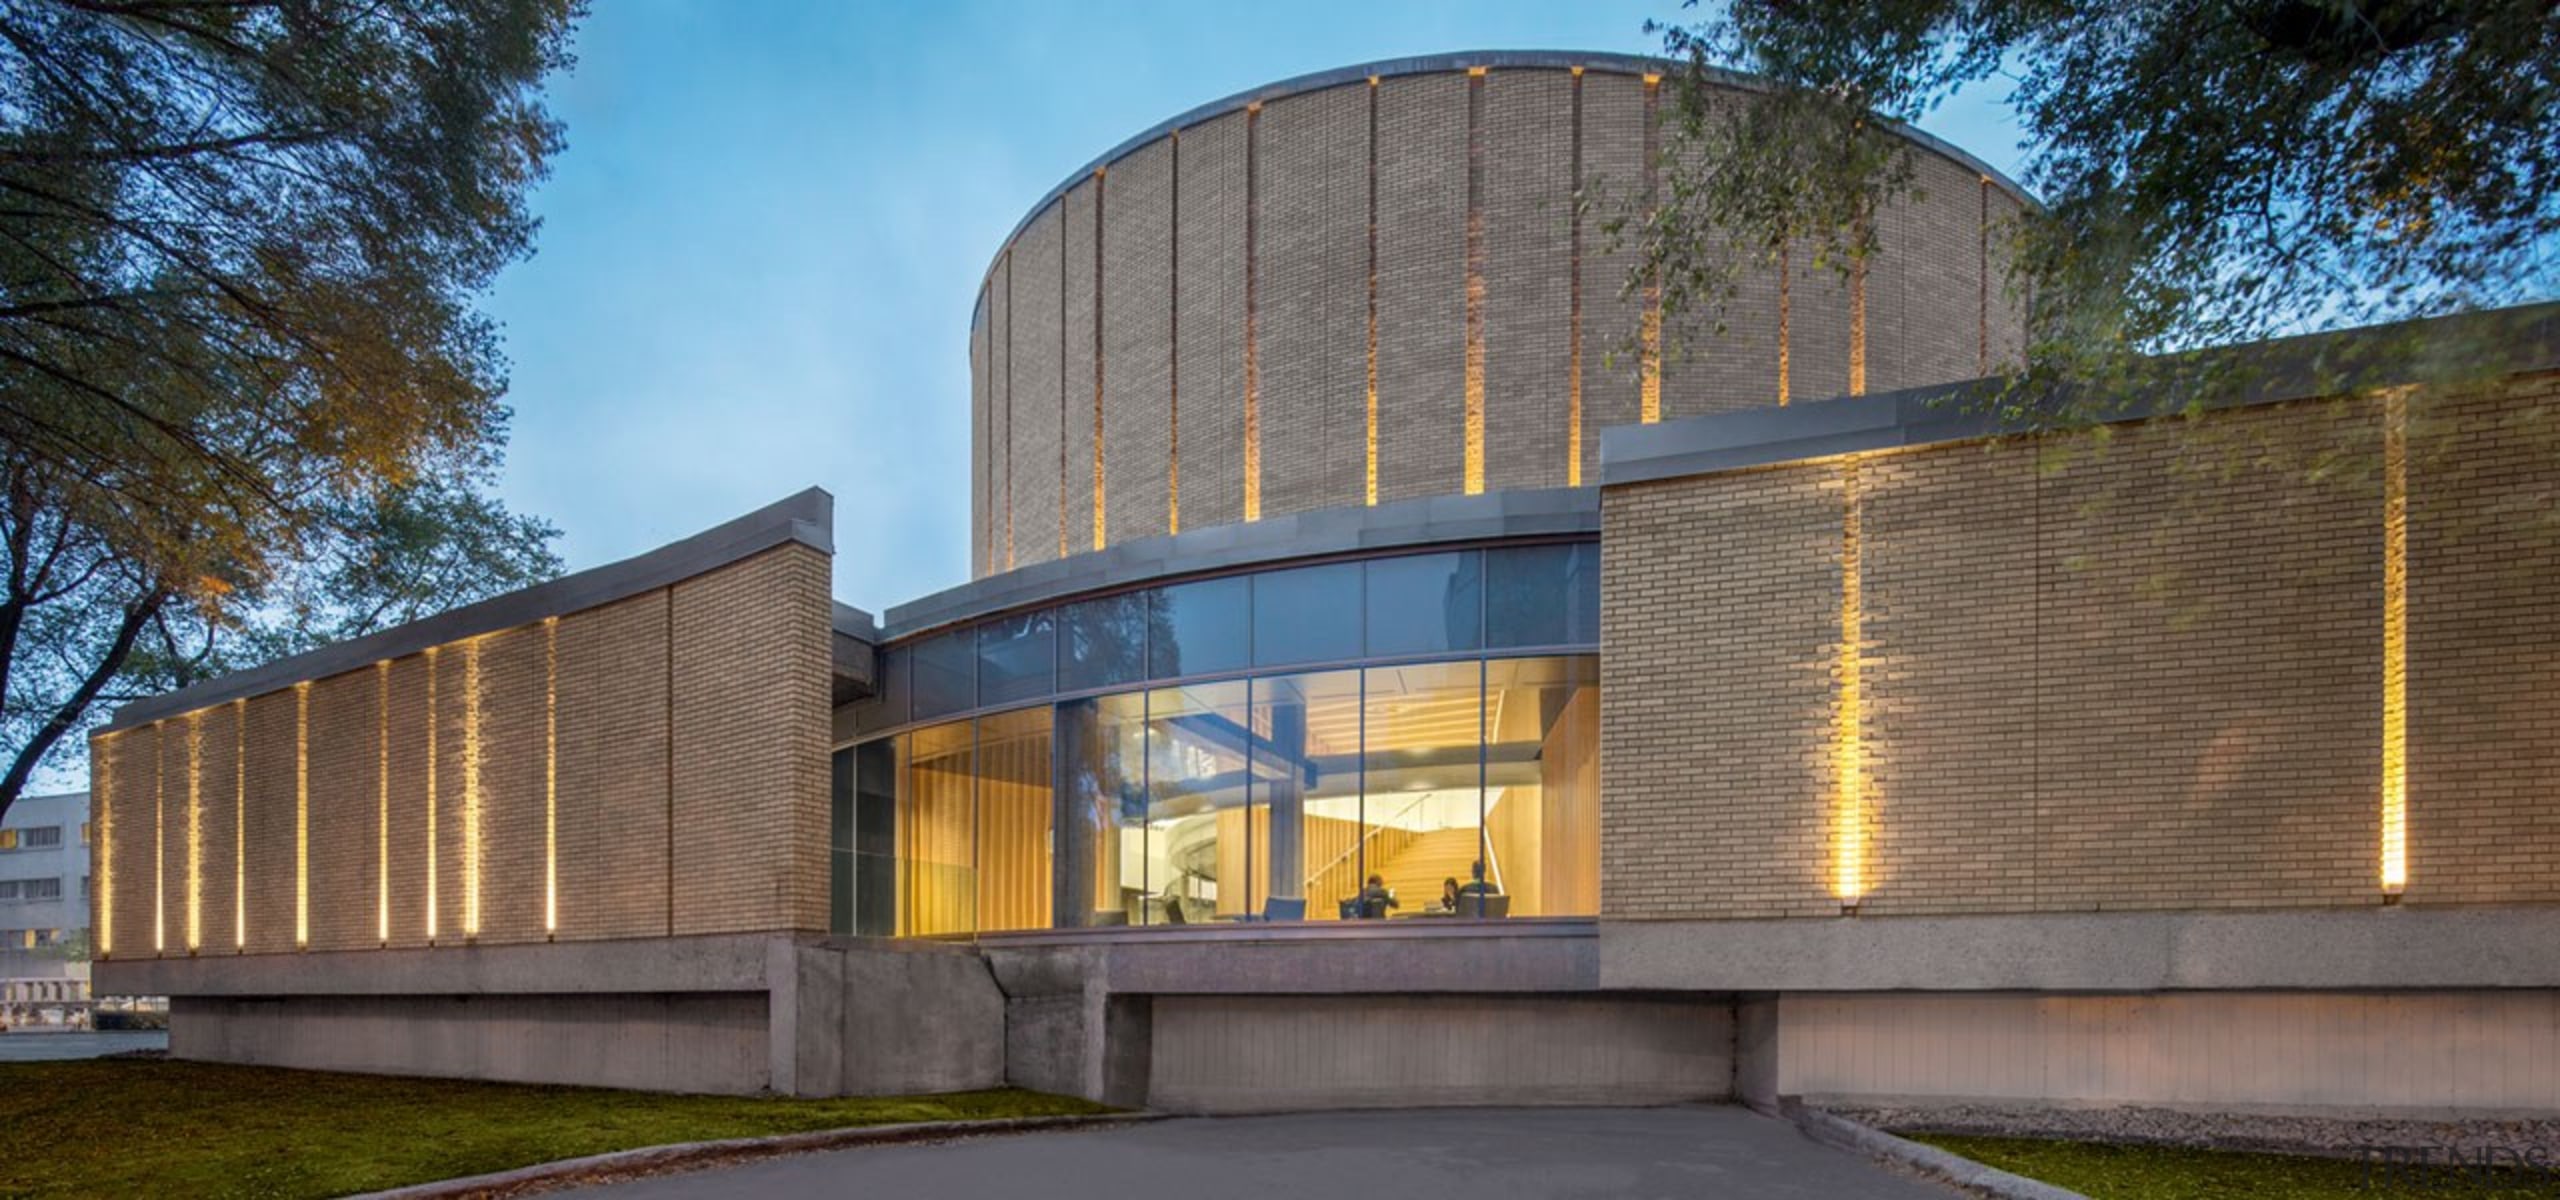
xmin=554 ymin=591 xmax=669 ymax=941
xmin=1602 ymin=379 xmax=2559 ymax=920
xmin=1012 ymin=202 xmax=1065 ymax=566
xmin=1061 ymin=177 xmax=1099 ymax=555
xmin=670 ymin=543 xmax=832 ymax=935
xmin=1257 ymin=83 xmax=1365 ymax=518
xmin=2408 ymin=375 xmax=2560 ymax=902
xmin=90 ymin=542 xmax=832 ymax=959
xmin=1102 ymin=137 xmax=1174 ymax=545
xmin=1174 ymin=109 xmax=1247 ymax=532
xmin=305 ymin=671 xmax=376 ymax=952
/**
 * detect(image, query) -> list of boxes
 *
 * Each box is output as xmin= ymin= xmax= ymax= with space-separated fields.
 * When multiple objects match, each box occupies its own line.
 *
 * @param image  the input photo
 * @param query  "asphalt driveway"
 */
xmin=564 ymin=1106 xmax=1960 ymax=1199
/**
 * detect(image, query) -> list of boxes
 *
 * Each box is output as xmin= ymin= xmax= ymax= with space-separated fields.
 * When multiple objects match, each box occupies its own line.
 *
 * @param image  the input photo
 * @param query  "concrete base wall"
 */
xmin=1145 ymin=993 xmax=1730 ymax=1113
xmin=171 ymin=992 xmax=770 ymax=1094
xmin=1769 ymin=990 xmax=2560 ymax=1118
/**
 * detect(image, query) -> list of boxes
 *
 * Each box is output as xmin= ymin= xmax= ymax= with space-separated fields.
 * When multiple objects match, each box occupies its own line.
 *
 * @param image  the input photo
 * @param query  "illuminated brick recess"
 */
xmin=967 ymin=57 xmax=2029 ymax=577
xmin=1601 ymin=379 xmax=2560 ymax=920
xmin=86 ymin=543 xmax=833 ymax=957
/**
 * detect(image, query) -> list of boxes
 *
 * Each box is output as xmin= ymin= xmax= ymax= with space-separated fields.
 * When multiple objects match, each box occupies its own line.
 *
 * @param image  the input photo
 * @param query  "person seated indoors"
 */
xmin=1354 ymin=874 xmax=1399 ymax=919
xmin=1455 ymin=859 xmax=1504 ymax=915
xmin=1431 ymin=877 xmax=1462 ymax=915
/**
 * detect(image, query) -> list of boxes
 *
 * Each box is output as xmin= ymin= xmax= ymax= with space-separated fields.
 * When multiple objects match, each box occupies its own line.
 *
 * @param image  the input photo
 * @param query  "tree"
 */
xmin=1638 ymin=0 xmax=2557 ymax=404
xmin=0 ymin=0 xmax=584 ymax=820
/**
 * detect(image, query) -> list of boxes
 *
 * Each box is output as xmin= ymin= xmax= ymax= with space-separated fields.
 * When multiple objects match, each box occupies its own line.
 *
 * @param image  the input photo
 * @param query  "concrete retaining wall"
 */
xmin=1145 ymin=993 xmax=1729 ymax=1113
xmin=1767 ymin=989 xmax=2560 ymax=1119
xmin=171 ymin=992 xmax=770 ymax=1094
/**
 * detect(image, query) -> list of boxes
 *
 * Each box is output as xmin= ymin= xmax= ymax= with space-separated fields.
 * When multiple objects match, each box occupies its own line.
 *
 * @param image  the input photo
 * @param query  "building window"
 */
xmin=18 ymin=878 xmax=60 ymax=901
xmin=0 ymin=831 xmax=13 ymax=851
xmin=20 ymin=827 xmax=58 ymax=849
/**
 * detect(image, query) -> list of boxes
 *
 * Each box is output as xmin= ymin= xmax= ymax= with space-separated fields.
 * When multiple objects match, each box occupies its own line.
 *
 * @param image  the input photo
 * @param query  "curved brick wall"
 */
xmin=969 ymin=52 xmax=2031 ymax=578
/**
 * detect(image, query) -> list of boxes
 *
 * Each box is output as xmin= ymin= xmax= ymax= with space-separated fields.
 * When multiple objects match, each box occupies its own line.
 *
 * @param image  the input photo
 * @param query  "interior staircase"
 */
xmin=1370 ymin=827 xmax=1486 ymax=912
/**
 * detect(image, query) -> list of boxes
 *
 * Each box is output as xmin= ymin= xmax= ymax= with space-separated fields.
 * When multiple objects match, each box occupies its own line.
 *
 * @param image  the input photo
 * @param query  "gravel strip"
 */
xmin=1829 ymin=1101 xmax=2560 ymax=1167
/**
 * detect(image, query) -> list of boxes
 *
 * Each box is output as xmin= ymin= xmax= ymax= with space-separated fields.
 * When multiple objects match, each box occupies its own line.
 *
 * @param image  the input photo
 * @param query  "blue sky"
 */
xmin=485 ymin=0 xmax=2025 ymax=613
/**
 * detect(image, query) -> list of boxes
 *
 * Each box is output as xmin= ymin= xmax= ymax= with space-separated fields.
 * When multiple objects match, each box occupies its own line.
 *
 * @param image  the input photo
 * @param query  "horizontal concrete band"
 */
xmin=887 ymin=486 xmax=1599 ymax=640
xmin=105 ymin=488 xmax=841 ymax=731
xmin=1602 ymin=907 xmax=2560 ymax=993
xmin=88 ymin=932 xmax=993 ymax=998
xmin=983 ymin=920 xmax=1600 ymax=997
xmin=1601 ymin=303 xmax=2560 ymax=486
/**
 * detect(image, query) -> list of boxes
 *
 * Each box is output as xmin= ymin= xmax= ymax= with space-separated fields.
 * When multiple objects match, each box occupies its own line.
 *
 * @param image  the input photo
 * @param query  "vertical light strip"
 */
xmin=1462 ymin=67 xmax=1488 ymax=494
xmin=294 ymin=682 xmax=309 ymax=948
xmin=153 ymin=722 xmax=163 ymax=954
xmin=1059 ymin=198 xmax=1071 ymax=561
xmin=1243 ymin=101 xmax=1262 ymax=522
xmin=1639 ymin=73 xmax=1663 ymax=423
xmin=425 ymin=645 xmax=439 ymax=942
xmin=95 ymin=741 xmax=110 ymax=956
xmin=233 ymin=699 xmax=244 ymax=950
xmin=1848 ymin=209 xmax=1869 ymax=396
xmin=184 ymin=712 xmax=200 ymax=954
xmin=2380 ymin=387 xmax=2410 ymax=896
xmin=461 ymin=638 xmax=482 ymax=939
xmin=1365 ymin=76 xmax=1381 ymax=506
xmin=544 ymin=620 xmax=558 ymax=937
xmin=1777 ymin=241 xmax=1793 ymax=406
xmin=1092 ymin=167 xmax=1108 ymax=552
xmin=376 ymin=661 xmax=389 ymax=945
xmin=1167 ymin=130 xmax=1182 ymax=535
xmin=1977 ymin=175 xmax=1992 ymax=375
xmin=1003 ymin=252 xmax=1016 ymax=570
xmin=1566 ymin=66 xmax=1585 ymax=486
xmin=1834 ymin=458 xmax=1867 ymax=909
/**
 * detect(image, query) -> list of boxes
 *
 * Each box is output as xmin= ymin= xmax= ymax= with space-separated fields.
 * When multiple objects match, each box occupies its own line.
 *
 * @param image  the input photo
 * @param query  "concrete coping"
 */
xmin=881 ymin=486 xmax=1599 ymax=641
xmin=102 ymin=488 xmax=840 ymax=733
xmin=1784 ymin=1101 xmax=2093 ymax=1200
xmin=1602 ymin=302 xmax=2560 ymax=488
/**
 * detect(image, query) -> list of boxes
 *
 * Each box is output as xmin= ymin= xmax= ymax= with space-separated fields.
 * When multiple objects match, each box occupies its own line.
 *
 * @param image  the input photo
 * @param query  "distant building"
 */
xmin=1 ymin=791 xmax=91 ymax=1027
xmin=89 ymin=51 xmax=2560 ymax=1118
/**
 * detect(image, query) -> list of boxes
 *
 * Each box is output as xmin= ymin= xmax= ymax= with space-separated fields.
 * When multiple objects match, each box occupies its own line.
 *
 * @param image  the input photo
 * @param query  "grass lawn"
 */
xmin=0 ymin=1057 xmax=1112 ymax=1199
xmin=1916 ymin=1133 xmax=2560 ymax=1200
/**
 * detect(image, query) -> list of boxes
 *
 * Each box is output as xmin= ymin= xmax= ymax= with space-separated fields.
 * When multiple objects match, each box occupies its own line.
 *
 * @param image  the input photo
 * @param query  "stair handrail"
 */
xmin=1308 ymin=790 xmax=1435 ymax=890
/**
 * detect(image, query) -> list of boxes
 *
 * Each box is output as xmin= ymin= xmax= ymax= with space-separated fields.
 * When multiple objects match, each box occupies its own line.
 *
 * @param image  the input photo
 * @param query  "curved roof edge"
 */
xmin=970 ymin=48 xmax=2036 ymax=325
xmin=881 ymin=485 xmax=1601 ymax=642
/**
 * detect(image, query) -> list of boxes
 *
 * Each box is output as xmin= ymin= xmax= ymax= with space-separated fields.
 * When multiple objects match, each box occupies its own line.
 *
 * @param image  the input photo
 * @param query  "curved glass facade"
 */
xmin=832 ymin=542 xmax=1600 ymax=936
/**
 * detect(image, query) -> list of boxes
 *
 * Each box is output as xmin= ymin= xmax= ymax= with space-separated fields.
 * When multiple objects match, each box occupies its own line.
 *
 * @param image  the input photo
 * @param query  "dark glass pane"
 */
xmin=1365 ymin=551 xmax=1482 ymax=657
xmin=1485 ymin=542 xmax=1603 ymax=649
xmin=1060 ymin=592 xmax=1152 ymax=692
xmin=1148 ymin=576 xmax=1250 ymax=679
xmin=830 ymin=749 xmax=855 ymax=934
xmin=852 ymin=739 xmax=898 ymax=936
xmin=1252 ymin=562 xmax=1361 ymax=666
xmin=979 ymin=610 xmax=1056 ymax=705
xmin=910 ymin=628 xmax=975 ymax=718
xmin=846 ymin=648 xmax=909 ymax=736
xmin=1057 ymin=692 xmax=1148 ymax=928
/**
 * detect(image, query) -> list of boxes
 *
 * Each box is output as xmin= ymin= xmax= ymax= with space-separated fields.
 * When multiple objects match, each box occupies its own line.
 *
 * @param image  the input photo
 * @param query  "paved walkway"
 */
xmin=566 ymin=1107 xmax=1958 ymax=1199
xmin=0 ymin=1030 xmax=166 ymax=1061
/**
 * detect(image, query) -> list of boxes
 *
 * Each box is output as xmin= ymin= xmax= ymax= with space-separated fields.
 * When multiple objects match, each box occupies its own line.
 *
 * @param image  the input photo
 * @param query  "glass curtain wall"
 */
xmin=858 ymin=655 xmax=1597 ymax=935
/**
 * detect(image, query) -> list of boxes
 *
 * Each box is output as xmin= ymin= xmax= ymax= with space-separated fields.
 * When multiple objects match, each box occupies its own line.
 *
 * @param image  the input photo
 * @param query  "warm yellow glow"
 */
xmin=294 ymin=682 xmax=309 ymax=948
xmin=1242 ymin=102 xmax=1262 ymax=523
xmin=96 ymin=739 xmax=112 ymax=956
xmin=461 ymin=638 xmax=482 ymax=939
xmin=1568 ymin=66 xmax=1585 ymax=486
xmin=1463 ymin=67 xmax=1487 ymax=492
xmin=1639 ymin=74 xmax=1662 ymax=424
xmin=1848 ymin=252 xmax=1868 ymax=396
xmin=1834 ymin=459 xmax=1867 ymax=906
xmin=544 ymin=620 xmax=559 ymax=936
xmin=1365 ymin=75 xmax=1381 ymax=506
xmin=1776 ymin=242 xmax=1793 ymax=406
xmin=376 ymin=662 xmax=390 ymax=945
xmin=153 ymin=722 xmax=164 ymax=954
xmin=2381 ymin=387 xmax=2410 ymax=895
xmin=1570 ymin=65 xmax=1585 ymax=77
xmin=425 ymin=646 xmax=439 ymax=942
xmin=1641 ymin=72 xmax=1662 ymax=85
xmin=233 ymin=700 xmax=244 ymax=949
xmin=185 ymin=712 xmax=201 ymax=953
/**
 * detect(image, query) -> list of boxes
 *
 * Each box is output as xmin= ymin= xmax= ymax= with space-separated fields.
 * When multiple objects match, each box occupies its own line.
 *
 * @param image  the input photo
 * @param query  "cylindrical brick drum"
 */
xmin=969 ymin=51 xmax=2030 ymax=578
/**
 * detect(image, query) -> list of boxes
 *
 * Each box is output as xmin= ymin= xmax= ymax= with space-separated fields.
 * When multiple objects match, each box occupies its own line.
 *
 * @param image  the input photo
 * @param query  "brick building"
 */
xmin=93 ymin=53 xmax=2560 ymax=1116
